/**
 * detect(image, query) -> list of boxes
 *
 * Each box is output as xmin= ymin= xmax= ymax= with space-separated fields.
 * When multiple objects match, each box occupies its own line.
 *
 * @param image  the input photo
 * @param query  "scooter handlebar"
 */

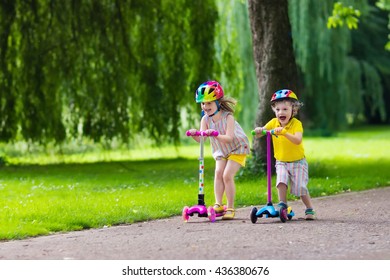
xmin=186 ymin=130 xmax=219 ymax=137
xmin=251 ymin=129 xmax=277 ymax=136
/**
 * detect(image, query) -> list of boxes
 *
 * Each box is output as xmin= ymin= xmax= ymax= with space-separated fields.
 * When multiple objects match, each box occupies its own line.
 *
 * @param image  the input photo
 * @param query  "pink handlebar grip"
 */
xmin=186 ymin=130 xmax=202 ymax=136
xmin=186 ymin=130 xmax=199 ymax=136
xmin=202 ymin=130 xmax=219 ymax=137
xmin=186 ymin=130 xmax=219 ymax=137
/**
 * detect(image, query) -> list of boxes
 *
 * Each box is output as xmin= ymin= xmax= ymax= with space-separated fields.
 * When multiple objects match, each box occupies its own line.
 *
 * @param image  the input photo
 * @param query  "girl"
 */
xmin=254 ymin=89 xmax=316 ymax=220
xmin=188 ymin=80 xmax=250 ymax=220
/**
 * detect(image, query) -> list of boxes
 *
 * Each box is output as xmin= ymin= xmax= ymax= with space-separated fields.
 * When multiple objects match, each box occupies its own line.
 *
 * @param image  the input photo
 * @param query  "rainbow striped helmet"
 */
xmin=195 ymin=80 xmax=224 ymax=103
xmin=271 ymin=89 xmax=298 ymax=102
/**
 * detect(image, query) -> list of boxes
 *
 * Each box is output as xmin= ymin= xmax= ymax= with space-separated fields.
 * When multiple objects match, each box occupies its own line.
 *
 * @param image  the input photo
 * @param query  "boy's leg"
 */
xmin=275 ymin=161 xmax=289 ymax=205
xmin=277 ymin=183 xmax=288 ymax=204
xmin=301 ymin=193 xmax=314 ymax=209
xmin=289 ymin=159 xmax=316 ymax=219
xmin=301 ymin=194 xmax=316 ymax=220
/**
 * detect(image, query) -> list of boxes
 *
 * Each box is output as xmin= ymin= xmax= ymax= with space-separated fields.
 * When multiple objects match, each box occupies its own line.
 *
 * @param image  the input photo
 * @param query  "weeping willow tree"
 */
xmin=289 ymin=0 xmax=350 ymax=133
xmin=289 ymin=0 xmax=389 ymax=132
xmin=214 ymin=0 xmax=258 ymax=132
xmin=346 ymin=0 xmax=390 ymax=124
xmin=2 ymin=0 xmax=389 ymax=149
xmin=243 ymin=0 xmax=390 ymax=174
xmin=0 ymin=0 xmax=218 ymax=145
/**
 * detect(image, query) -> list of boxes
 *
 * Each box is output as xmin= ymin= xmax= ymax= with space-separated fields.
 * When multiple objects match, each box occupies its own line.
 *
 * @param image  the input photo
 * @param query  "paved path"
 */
xmin=1 ymin=187 xmax=390 ymax=260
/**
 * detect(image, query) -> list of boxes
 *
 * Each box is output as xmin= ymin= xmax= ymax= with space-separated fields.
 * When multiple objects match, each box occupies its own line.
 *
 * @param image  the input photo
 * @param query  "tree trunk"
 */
xmin=247 ymin=0 xmax=299 ymax=173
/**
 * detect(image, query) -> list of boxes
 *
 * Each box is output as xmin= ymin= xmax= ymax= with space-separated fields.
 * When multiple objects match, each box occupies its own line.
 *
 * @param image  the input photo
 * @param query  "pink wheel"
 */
xmin=182 ymin=206 xmax=190 ymax=222
xmin=208 ymin=206 xmax=216 ymax=222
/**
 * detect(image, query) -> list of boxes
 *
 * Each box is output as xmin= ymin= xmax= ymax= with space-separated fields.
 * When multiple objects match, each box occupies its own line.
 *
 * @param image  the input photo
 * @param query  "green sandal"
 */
xmin=305 ymin=208 xmax=316 ymax=220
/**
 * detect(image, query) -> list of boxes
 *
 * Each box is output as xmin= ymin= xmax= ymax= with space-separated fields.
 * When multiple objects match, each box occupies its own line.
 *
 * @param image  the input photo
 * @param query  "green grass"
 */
xmin=0 ymin=126 xmax=389 ymax=240
xmin=304 ymin=126 xmax=390 ymax=196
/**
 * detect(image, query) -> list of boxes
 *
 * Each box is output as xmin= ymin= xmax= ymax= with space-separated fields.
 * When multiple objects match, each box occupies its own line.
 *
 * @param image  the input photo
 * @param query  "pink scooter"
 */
xmin=182 ymin=130 xmax=226 ymax=222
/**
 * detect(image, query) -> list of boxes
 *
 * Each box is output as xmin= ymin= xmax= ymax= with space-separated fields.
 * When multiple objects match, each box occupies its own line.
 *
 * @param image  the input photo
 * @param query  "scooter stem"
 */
xmin=198 ymin=135 xmax=205 ymax=196
xmin=266 ymin=131 xmax=272 ymax=203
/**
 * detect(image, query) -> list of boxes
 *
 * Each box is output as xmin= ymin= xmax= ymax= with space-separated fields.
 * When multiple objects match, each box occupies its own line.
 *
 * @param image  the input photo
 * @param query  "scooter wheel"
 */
xmin=279 ymin=206 xmax=287 ymax=223
xmin=250 ymin=207 xmax=258 ymax=224
xmin=182 ymin=206 xmax=190 ymax=222
xmin=207 ymin=206 xmax=216 ymax=222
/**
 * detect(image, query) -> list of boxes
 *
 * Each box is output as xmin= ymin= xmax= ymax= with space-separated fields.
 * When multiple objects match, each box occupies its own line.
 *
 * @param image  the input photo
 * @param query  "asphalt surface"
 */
xmin=1 ymin=187 xmax=390 ymax=260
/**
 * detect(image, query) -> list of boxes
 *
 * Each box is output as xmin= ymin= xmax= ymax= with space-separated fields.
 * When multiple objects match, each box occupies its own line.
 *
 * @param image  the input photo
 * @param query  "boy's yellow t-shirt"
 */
xmin=264 ymin=118 xmax=305 ymax=162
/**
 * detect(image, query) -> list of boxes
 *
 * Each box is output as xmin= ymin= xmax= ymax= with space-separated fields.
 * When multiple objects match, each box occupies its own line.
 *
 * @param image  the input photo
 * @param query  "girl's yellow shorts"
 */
xmin=224 ymin=154 xmax=247 ymax=167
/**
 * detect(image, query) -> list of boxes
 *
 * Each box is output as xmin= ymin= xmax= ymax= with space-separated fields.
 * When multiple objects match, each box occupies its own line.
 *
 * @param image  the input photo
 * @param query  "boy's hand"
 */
xmin=274 ymin=127 xmax=286 ymax=135
xmin=254 ymin=127 xmax=264 ymax=135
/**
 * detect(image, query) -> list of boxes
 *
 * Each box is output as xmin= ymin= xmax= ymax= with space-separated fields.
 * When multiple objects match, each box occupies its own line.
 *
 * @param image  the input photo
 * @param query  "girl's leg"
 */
xmin=214 ymin=159 xmax=227 ymax=206
xmin=222 ymin=160 xmax=242 ymax=209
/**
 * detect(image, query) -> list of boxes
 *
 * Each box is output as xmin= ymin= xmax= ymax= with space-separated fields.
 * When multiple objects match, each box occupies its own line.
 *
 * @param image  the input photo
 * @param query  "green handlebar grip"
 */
xmin=252 ymin=129 xmax=275 ymax=136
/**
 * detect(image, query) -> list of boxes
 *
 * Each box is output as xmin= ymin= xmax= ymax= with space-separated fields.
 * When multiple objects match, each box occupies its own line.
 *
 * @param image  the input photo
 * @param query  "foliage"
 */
xmin=327 ymin=2 xmax=361 ymax=29
xmin=343 ymin=0 xmax=390 ymax=123
xmin=0 ymin=126 xmax=389 ymax=240
xmin=1 ymin=0 xmax=390 ymax=149
xmin=289 ymin=0 xmax=389 ymax=134
xmin=328 ymin=0 xmax=390 ymax=51
xmin=0 ymin=0 xmax=218 ymax=145
xmin=215 ymin=0 xmax=258 ymax=131
xmin=289 ymin=0 xmax=350 ymax=133
xmin=376 ymin=0 xmax=390 ymax=50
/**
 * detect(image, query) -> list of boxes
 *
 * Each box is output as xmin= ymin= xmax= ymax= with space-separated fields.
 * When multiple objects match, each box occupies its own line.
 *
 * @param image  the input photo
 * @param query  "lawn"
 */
xmin=0 ymin=126 xmax=389 ymax=240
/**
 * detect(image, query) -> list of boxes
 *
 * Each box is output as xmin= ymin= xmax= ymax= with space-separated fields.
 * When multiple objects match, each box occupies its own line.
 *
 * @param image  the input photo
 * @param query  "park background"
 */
xmin=0 ymin=0 xmax=389 ymax=240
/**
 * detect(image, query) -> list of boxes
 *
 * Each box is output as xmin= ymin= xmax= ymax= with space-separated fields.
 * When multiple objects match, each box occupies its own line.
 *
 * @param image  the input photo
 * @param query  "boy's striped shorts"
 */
xmin=275 ymin=158 xmax=309 ymax=197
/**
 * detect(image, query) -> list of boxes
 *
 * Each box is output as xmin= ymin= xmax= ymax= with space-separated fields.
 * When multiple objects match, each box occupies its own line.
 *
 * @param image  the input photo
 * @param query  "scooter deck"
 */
xmin=186 ymin=205 xmax=208 ymax=218
xmin=255 ymin=205 xmax=295 ymax=219
xmin=255 ymin=205 xmax=279 ymax=218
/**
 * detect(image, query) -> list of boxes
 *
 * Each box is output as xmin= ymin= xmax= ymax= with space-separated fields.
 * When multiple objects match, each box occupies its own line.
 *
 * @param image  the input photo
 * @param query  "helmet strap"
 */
xmin=208 ymin=100 xmax=220 ymax=117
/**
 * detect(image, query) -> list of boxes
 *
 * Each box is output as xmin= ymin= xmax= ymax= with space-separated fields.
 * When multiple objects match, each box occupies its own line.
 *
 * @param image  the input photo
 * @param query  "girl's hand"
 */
xmin=204 ymin=129 xmax=218 ymax=136
xmin=188 ymin=129 xmax=198 ymax=136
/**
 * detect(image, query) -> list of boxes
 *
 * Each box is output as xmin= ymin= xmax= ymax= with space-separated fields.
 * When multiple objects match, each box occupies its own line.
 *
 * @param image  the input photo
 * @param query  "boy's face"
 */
xmin=201 ymin=101 xmax=217 ymax=116
xmin=272 ymin=100 xmax=293 ymax=126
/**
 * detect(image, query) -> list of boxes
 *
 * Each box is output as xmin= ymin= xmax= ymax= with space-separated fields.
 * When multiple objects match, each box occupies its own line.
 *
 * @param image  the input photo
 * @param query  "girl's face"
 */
xmin=201 ymin=101 xmax=218 ymax=116
xmin=272 ymin=101 xmax=293 ymax=126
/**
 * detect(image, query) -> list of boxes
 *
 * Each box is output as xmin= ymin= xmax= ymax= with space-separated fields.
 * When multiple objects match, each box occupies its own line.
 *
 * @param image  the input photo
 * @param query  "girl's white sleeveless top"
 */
xmin=205 ymin=111 xmax=250 ymax=159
